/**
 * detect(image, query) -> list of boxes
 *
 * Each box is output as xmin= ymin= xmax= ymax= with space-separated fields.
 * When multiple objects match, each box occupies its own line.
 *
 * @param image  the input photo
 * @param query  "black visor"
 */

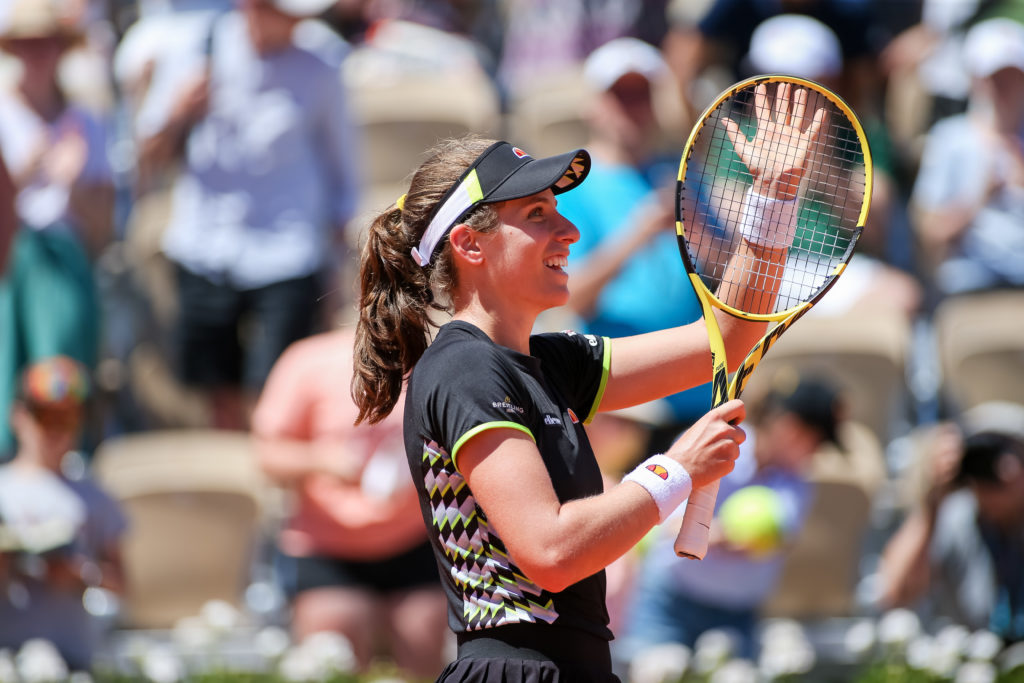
xmin=411 ymin=141 xmax=591 ymax=266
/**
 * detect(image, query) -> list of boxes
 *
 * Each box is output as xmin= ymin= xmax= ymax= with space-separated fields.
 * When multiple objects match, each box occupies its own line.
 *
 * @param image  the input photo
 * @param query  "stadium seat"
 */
xmin=343 ymin=56 xmax=502 ymax=233
xmin=933 ymin=290 xmax=1024 ymax=412
xmin=761 ymin=421 xmax=882 ymax=619
xmin=739 ymin=308 xmax=913 ymax=445
xmin=92 ymin=430 xmax=268 ymax=629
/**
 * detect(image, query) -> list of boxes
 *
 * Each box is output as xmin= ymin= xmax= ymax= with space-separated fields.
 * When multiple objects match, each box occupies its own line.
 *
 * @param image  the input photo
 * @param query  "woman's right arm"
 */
xmin=456 ymin=399 xmax=746 ymax=592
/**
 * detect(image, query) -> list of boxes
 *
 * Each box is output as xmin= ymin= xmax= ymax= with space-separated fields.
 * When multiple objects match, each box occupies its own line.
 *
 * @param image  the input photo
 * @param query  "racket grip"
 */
xmin=673 ymin=479 xmax=720 ymax=560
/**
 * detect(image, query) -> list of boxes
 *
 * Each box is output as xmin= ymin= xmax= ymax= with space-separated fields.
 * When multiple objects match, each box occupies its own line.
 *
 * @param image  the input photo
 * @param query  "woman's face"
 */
xmin=479 ymin=190 xmax=580 ymax=312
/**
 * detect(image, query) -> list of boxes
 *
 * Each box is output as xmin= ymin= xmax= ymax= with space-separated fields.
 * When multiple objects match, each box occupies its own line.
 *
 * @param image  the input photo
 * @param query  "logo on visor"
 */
xmin=512 ymin=147 xmax=530 ymax=159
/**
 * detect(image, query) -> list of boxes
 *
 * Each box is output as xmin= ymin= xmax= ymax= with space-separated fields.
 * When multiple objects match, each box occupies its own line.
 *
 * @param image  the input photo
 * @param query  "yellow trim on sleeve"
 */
xmin=451 ymin=421 xmax=535 ymax=473
xmin=584 ymin=336 xmax=612 ymax=424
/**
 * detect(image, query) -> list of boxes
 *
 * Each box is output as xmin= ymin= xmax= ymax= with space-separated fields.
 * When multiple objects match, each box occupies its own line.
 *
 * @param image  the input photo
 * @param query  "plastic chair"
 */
xmin=344 ymin=64 xmax=501 ymax=229
xmin=760 ymin=421 xmax=882 ymax=619
xmin=933 ymin=290 xmax=1024 ymax=412
xmin=739 ymin=308 xmax=913 ymax=444
xmin=507 ymin=67 xmax=594 ymax=158
xmin=92 ymin=430 xmax=267 ymax=628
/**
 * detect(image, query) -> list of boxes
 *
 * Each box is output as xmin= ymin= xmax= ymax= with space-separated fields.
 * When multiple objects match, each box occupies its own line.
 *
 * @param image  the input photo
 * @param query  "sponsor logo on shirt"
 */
xmin=543 ymin=415 xmax=562 ymax=426
xmin=567 ymin=408 xmax=580 ymax=424
xmin=492 ymin=396 xmax=525 ymax=415
xmin=560 ymin=329 xmax=598 ymax=346
xmin=646 ymin=464 xmax=670 ymax=480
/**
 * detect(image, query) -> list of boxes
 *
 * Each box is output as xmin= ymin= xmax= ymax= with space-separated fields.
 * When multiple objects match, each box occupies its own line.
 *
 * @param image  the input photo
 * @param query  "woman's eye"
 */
xmin=529 ymin=207 xmax=544 ymax=219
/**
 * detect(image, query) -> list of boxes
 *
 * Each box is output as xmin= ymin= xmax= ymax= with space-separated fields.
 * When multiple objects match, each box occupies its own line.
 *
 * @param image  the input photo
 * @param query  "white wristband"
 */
xmin=623 ymin=454 xmax=693 ymax=524
xmin=738 ymin=190 xmax=799 ymax=248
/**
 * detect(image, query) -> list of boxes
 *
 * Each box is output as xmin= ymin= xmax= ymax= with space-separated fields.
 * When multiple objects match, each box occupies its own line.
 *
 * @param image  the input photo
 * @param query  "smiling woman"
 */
xmin=350 ymin=133 xmax=810 ymax=682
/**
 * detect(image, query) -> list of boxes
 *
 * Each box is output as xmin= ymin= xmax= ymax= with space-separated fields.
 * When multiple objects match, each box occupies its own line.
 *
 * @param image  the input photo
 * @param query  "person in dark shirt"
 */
xmin=350 ymin=100 xmax=825 ymax=681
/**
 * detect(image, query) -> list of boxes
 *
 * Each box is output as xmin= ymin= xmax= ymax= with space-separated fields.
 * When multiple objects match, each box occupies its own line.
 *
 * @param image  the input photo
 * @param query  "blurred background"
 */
xmin=1 ymin=0 xmax=1024 ymax=681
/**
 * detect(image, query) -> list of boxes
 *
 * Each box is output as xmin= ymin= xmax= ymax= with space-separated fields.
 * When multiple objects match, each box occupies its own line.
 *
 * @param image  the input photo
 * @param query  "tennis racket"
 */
xmin=673 ymin=75 xmax=872 ymax=560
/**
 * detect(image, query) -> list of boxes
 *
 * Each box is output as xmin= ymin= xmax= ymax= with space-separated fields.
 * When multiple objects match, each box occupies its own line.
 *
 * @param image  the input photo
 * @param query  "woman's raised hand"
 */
xmin=722 ymin=82 xmax=829 ymax=200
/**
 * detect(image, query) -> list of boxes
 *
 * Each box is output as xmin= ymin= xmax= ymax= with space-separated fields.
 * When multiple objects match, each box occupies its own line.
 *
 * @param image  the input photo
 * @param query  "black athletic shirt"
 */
xmin=403 ymin=320 xmax=613 ymax=641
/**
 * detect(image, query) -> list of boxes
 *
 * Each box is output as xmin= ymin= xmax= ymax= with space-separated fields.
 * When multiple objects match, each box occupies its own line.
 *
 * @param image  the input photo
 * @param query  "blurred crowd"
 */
xmin=1 ymin=0 xmax=1024 ymax=680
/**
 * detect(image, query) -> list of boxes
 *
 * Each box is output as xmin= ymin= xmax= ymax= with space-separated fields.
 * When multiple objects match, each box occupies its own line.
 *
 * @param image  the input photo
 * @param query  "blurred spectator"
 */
xmin=663 ymin=0 xmax=880 ymax=125
xmin=879 ymin=402 xmax=1024 ymax=643
xmin=0 ymin=356 xmax=127 ymax=671
xmin=132 ymin=0 xmax=362 ymax=430
xmin=0 ymin=0 xmax=111 ymax=456
xmin=880 ymin=0 xmax=1024 ymax=140
xmin=557 ymin=37 xmax=708 ymax=452
xmin=743 ymin=13 xmax=921 ymax=317
xmin=616 ymin=375 xmax=845 ymax=662
xmin=252 ymin=327 xmax=447 ymax=678
xmin=496 ymin=0 xmax=671 ymax=102
xmin=0 ymin=0 xmax=115 ymax=256
xmin=910 ymin=17 xmax=1024 ymax=298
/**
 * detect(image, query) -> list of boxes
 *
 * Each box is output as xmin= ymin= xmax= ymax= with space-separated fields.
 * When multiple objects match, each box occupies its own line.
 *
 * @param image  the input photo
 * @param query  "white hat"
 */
xmin=963 ymin=18 xmax=1024 ymax=79
xmin=962 ymin=401 xmax=1024 ymax=441
xmin=270 ymin=0 xmax=335 ymax=18
xmin=583 ymin=37 xmax=668 ymax=92
xmin=747 ymin=14 xmax=842 ymax=81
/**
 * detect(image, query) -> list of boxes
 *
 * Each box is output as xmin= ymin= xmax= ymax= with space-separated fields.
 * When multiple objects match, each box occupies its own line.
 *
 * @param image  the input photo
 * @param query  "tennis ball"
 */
xmin=718 ymin=485 xmax=784 ymax=557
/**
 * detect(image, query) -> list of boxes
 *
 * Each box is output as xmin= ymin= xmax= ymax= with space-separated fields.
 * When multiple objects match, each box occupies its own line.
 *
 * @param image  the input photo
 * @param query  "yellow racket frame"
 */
xmin=675 ymin=74 xmax=874 ymax=404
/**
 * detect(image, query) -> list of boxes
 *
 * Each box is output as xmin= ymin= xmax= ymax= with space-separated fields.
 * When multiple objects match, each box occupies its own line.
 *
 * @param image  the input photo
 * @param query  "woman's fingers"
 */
xmin=773 ymin=81 xmax=791 ymax=124
xmin=721 ymin=117 xmax=748 ymax=162
xmin=791 ymin=87 xmax=808 ymax=132
xmin=753 ymin=83 xmax=769 ymax=128
xmin=805 ymin=106 xmax=830 ymax=145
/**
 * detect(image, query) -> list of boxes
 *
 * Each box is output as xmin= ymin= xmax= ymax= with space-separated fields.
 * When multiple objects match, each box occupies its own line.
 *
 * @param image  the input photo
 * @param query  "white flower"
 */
xmin=760 ymin=619 xmax=806 ymax=650
xmin=199 ymin=599 xmax=241 ymax=636
xmin=905 ymin=635 xmax=934 ymax=671
xmin=759 ymin=641 xmax=816 ymax=679
xmin=934 ymin=623 xmax=971 ymax=658
xmin=955 ymin=661 xmax=997 ymax=683
xmin=301 ymin=631 xmax=357 ymax=674
xmin=998 ymin=641 xmax=1024 ymax=673
xmin=877 ymin=609 xmax=922 ymax=649
xmin=141 ymin=645 xmax=185 ymax=683
xmin=965 ymin=630 xmax=1003 ymax=662
xmin=628 ymin=642 xmax=691 ymax=683
xmin=694 ymin=629 xmax=738 ymax=674
xmin=0 ymin=649 xmax=17 ymax=683
xmin=172 ymin=616 xmax=216 ymax=651
xmin=926 ymin=644 xmax=963 ymax=679
xmin=279 ymin=647 xmax=326 ymax=682
xmin=843 ymin=619 xmax=877 ymax=659
xmin=121 ymin=633 xmax=154 ymax=663
xmin=710 ymin=658 xmax=760 ymax=683
xmin=255 ymin=626 xmax=291 ymax=662
xmin=16 ymin=639 xmax=68 ymax=683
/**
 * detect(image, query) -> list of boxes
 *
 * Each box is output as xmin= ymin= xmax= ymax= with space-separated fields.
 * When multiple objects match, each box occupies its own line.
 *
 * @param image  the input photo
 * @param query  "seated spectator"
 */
xmin=0 ymin=357 xmax=127 ymax=671
xmin=879 ymin=402 xmax=1024 ymax=643
xmin=252 ymin=327 xmax=447 ymax=679
xmin=616 ymin=375 xmax=845 ymax=663
xmin=133 ymin=0 xmax=362 ymax=430
xmin=910 ymin=18 xmax=1024 ymax=297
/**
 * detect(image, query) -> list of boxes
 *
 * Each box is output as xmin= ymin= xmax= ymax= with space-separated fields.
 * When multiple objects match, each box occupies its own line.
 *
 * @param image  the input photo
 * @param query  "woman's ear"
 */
xmin=448 ymin=223 xmax=486 ymax=266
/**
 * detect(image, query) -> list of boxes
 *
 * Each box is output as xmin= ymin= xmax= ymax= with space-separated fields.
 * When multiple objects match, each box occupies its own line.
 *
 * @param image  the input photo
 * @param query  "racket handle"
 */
xmin=674 ymin=479 xmax=720 ymax=560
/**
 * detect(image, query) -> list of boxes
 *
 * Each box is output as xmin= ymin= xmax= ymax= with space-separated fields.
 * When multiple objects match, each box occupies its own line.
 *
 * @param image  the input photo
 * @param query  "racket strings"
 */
xmin=680 ymin=83 xmax=865 ymax=314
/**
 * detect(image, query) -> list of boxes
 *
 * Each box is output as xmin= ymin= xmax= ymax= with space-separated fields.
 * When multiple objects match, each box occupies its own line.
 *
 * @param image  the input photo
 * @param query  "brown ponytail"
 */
xmin=352 ymin=136 xmax=501 ymax=424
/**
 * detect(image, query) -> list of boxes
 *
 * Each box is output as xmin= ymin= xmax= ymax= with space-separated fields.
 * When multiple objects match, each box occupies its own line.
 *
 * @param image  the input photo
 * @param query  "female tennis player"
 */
xmin=352 ymin=83 xmax=823 ymax=683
